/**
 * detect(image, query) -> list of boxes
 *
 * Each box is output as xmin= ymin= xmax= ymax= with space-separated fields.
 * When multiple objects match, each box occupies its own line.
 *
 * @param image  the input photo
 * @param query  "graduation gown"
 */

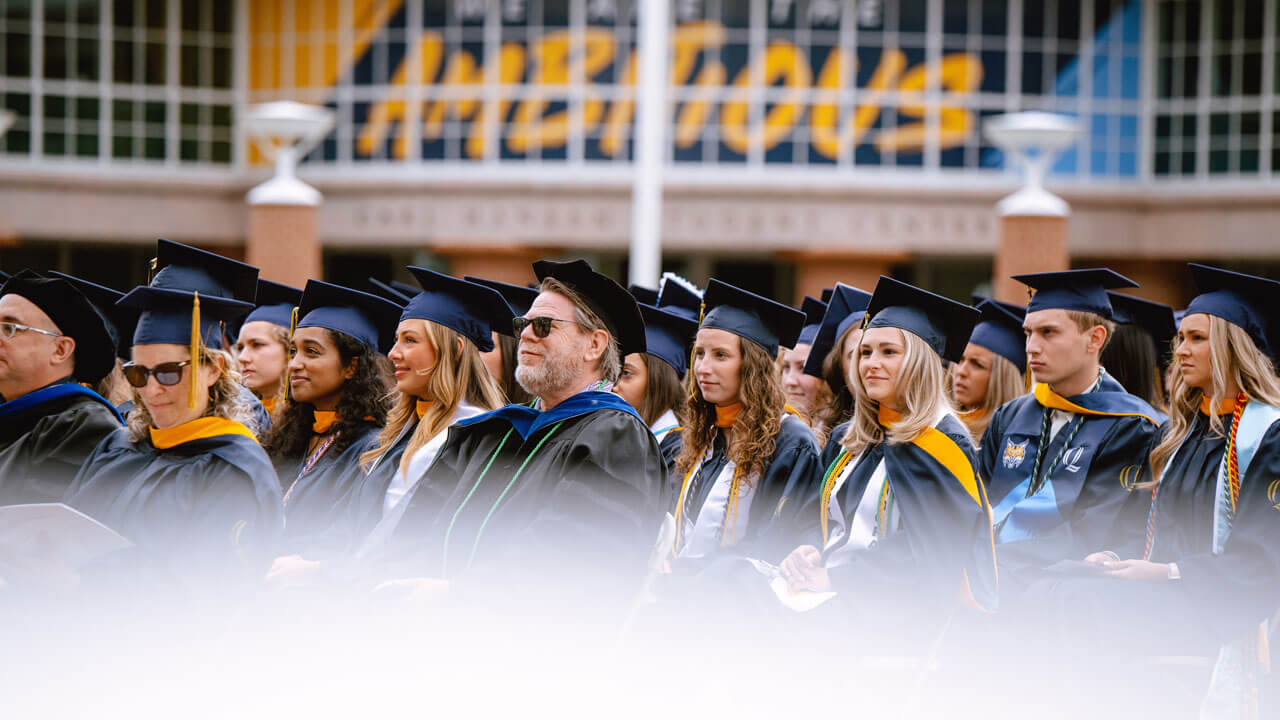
xmin=670 ymin=413 xmax=821 ymax=566
xmin=277 ymin=420 xmax=382 ymax=558
xmin=793 ymin=411 xmax=998 ymax=615
xmin=61 ymin=418 xmax=282 ymax=592
xmin=378 ymin=391 xmax=667 ymax=615
xmin=0 ymin=381 xmax=123 ymax=506
xmin=977 ymin=374 xmax=1162 ymax=598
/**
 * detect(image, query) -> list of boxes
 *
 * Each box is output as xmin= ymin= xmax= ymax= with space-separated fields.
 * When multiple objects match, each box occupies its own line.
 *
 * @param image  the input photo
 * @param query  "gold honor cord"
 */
xmin=188 ymin=291 xmax=201 ymax=410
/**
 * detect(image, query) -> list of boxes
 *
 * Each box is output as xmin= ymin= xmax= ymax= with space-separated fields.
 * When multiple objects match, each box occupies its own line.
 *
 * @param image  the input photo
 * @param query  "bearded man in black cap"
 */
xmin=0 ymin=271 xmax=124 ymax=505
xmin=366 ymin=259 xmax=667 ymax=620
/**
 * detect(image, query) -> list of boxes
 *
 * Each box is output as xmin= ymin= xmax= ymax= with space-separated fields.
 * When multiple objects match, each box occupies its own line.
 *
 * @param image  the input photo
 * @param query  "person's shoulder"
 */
xmin=776 ymin=413 xmax=820 ymax=451
xmin=933 ymin=412 xmax=977 ymax=452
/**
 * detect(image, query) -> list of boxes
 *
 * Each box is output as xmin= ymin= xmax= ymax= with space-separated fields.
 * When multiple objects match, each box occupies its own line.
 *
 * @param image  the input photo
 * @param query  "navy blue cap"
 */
xmin=864 ymin=276 xmax=979 ymax=363
xmin=389 ymin=280 xmax=420 ymax=299
xmin=797 ymin=295 xmax=828 ymax=346
xmin=700 ymin=279 xmax=805 ymax=358
xmin=149 ymin=239 xmax=259 ymax=304
xmin=533 ymin=259 xmax=646 ymax=356
xmin=657 ymin=273 xmax=702 ymax=323
xmin=47 ymin=271 xmax=137 ymax=362
xmin=367 ymin=278 xmax=412 ymax=307
xmin=0 ymin=271 xmax=9 ymax=282
xmin=802 ymin=283 xmax=873 ymax=377
xmin=1107 ymin=291 xmax=1177 ymax=359
xmin=969 ymin=298 xmax=1027 ymax=372
xmin=296 ymin=280 xmax=402 ymax=354
xmin=243 ymin=279 xmax=302 ymax=329
xmin=639 ymin=303 xmax=699 ymax=376
xmin=402 ymin=267 xmax=514 ymax=353
xmin=1012 ymin=268 xmax=1138 ymax=319
xmin=464 ymin=276 xmax=539 ymax=320
xmin=820 ymin=287 xmax=834 ymax=304
xmin=628 ymin=284 xmax=659 ymax=306
xmin=1185 ymin=264 xmax=1280 ymax=363
xmin=2 ymin=271 xmax=118 ymax=382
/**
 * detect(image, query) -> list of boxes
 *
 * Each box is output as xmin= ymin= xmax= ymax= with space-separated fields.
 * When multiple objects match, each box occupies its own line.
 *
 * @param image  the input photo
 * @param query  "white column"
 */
xmin=628 ymin=0 xmax=669 ymax=288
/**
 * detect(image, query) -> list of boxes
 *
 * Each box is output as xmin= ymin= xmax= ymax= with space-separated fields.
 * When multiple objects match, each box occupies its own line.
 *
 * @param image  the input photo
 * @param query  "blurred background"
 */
xmin=0 ymin=0 xmax=1276 ymax=306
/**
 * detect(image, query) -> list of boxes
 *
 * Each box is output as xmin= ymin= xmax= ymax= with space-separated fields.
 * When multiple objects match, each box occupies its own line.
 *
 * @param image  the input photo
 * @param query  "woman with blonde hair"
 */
xmin=63 ymin=241 xmax=282 ymax=589
xmin=669 ymin=279 xmax=821 ymax=564
xmin=803 ymin=283 xmax=873 ymax=446
xmin=951 ymin=298 xmax=1030 ymax=447
xmin=235 ymin=279 xmax=301 ymax=419
xmin=778 ymin=277 xmax=997 ymax=627
xmin=779 ymin=296 xmax=832 ymax=427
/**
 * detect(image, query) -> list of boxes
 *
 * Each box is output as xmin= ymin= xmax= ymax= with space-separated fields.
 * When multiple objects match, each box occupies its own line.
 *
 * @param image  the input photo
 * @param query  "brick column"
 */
xmin=433 ymin=245 xmax=560 ymax=287
xmin=782 ymin=250 xmax=912 ymax=305
xmin=992 ymin=215 xmax=1070 ymax=304
xmin=246 ymin=203 xmax=322 ymax=287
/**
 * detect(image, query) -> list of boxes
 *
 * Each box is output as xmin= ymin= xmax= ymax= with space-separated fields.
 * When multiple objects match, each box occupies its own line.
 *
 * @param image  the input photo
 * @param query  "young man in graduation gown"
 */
xmin=978 ymin=269 xmax=1164 ymax=603
xmin=0 ymin=271 xmax=123 ymax=506
xmin=367 ymin=259 xmax=668 ymax=621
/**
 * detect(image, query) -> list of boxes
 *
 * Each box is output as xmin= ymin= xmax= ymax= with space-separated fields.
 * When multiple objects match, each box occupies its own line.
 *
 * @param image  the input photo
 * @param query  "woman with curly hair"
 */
xmin=235 ymin=279 xmax=301 ymax=420
xmin=264 ymin=280 xmax=399 ymax=558
xmin=670 ymin=279 xmax=821 ymax=563
xmin=63 ymin=241 xmax=282 ymax=591
xmin=802 ymin=283 xmax=873 ymax=446
xmin=778 ymin=277 xmax=997 ymax=629
xmin=951 ymin=298 xmax=1030 ymax=447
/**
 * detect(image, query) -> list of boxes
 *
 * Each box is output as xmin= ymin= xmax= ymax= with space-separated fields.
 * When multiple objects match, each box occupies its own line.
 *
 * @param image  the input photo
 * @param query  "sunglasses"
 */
xmin=512 ymin=315 xmax=588 ymax=339
xmin=122 ymin=361 xmax=191 ymax=388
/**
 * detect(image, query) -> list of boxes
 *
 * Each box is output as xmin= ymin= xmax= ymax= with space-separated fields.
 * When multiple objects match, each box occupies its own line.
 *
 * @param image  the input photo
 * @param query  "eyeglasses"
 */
xmin=122 ymin=361 xmax=191 ymax=388
xmin=512 ymin=315 xmax=588 ymax=339
xmin=0 ymin=321 xmax=62 ymax=341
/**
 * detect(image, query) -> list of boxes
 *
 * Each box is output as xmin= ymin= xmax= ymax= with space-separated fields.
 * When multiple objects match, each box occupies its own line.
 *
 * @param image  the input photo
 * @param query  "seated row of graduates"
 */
xmin=1 ymin=240 xmax=1277 ymax=654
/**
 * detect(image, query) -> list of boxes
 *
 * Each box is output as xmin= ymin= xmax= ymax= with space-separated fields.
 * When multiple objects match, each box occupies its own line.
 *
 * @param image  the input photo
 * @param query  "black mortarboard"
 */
xmin=243 ymin=279 xmax=303 ymax=329
xmin=640 ymin=303 xmax=698 ymax=376
xmin=150 ymin=239 xmax=259 ymax=303
xmin=296 ymin=280 xmax=402 ymax=354
xmin=802 ymin=283 xmax=873 ymax=377
xmin=1012 ymin=268 xmax=1138 ymax=319
xmin=1185 ymin=264 xmax=1280 ymax=363
xmin=864 ymin=276 xmax=979 ymax=363
xmin=533 ymin=259 xmax=646 ymax=356
xmin=700 ymin=279 xmax=805 ymax=358
xmin=797 ymin=295 xmax=828 ymax=346
xmin=367 ymin=277 xmax=412 ymax=307
xmin=657 ymin=273 xmax=702 ymax=323
xmin=0 ymin=271 xmax=9 ymax=282
xmin=820 ymin=287 xmax=834 ymax=304
xmin=628 ymin=284 xmax=659 ymax=306
xmin=389 ymin=280 xmax=420 ymax=299
xmin=969 ymin=298 xmax=1027 ymax=372
xmin=464 ymin=276 xmax=539 ymax=319
xmin=47 ymin=271 xmax=137 ymax=362
xmin=1 ymin=271 xmax=117 ymax=383
xmin=1107 ymin=291 xmax=1177 ymax=361
xmin=402 ymin=267 xmax=514 ymax=353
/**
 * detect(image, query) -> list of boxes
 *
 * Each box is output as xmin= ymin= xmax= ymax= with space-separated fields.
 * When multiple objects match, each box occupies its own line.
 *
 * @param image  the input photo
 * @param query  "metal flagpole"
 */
xmin=628 ymin=0 xmax=669 ymax=289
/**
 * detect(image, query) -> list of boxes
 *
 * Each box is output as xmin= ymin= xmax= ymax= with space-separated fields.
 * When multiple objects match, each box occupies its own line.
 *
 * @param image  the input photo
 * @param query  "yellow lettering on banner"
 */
xmin=600 ymin=53 xmax=636 ymax=157
xmin=876 ymin=53 xmax=983 ymax=153
xmin=720 ymin=41 xmax=812 ymax=155
xmin=671 ymin=22 xmax=727 ymax=148
xmin=425 ymin=44 xmax=527 ymax=159
xmin=356 ymin=32 xmax=445 ymax=159
xmin=507 ymin=29 xmax=615 ymax=153
xmin=808 ymin=48 xmax=906 ymax=160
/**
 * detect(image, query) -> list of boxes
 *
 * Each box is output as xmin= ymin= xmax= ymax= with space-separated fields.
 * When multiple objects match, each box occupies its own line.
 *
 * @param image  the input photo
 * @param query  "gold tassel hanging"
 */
xmin=285 ymin=305 xmax=299 ymax=401
xmin=188 ymin=291 xmax=201 ymax=409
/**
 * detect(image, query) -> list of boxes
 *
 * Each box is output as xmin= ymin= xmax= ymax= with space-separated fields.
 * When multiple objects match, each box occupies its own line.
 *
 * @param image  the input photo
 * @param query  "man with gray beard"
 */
xmin=369 ymin=259 xmax=667 ymax=621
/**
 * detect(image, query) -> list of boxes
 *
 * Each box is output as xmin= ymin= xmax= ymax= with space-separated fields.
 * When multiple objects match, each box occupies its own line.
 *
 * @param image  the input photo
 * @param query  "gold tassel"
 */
xmin=285 ymin=305 xmax=299 ymax=401
xmin=148 ymin=257 xmax=158 ymax=284
xmin=188 ymin=291 xmax=201 ymax=409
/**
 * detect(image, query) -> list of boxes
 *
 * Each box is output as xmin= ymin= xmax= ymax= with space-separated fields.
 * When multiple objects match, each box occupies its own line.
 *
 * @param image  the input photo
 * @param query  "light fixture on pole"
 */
xmin=984 ymin=111 xmax=1081 ymax=217
xmin=243 ymin=101 xmax=335 ymax=206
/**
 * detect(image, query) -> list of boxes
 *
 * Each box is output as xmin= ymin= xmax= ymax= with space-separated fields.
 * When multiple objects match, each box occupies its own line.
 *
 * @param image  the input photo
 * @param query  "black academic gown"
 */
xmin=0 ymin=381 xmax=123 ymax=506
xmin=377 ymin=391 xmax=667 ymax=619
xmin=277 ymin=421 xmax=382 ymax=559
xmin=62 ymin=424 xmax=282 ymax=596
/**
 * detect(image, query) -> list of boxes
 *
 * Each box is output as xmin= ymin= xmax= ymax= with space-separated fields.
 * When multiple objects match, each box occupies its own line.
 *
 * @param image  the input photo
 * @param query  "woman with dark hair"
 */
xmin=465 ymin=275 xmax=536 ymax=406
xmin=614 ymin=302 xmax=698 ymax=470
xmin=669 ymin=279 xmax=821 ymax=564
xmin=1101 ymin=291 xmax=1177 ymax=415
xmin=264 ymin=280 xmax=399 ymax=558
xmin=803 ymin=283 xmax=873 ymax=446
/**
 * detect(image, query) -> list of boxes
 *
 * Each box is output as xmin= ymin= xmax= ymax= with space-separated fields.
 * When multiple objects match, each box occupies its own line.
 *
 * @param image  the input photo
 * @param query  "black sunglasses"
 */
xmin=122 ymin=361 xmax=191 ymax=388
xmin=512 ymin=315 xmax=588 ymax=339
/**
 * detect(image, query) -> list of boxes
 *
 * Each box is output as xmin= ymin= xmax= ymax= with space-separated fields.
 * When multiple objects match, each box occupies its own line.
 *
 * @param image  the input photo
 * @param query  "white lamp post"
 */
xmin=984 ymin=111 xmax=1082 ymax=217
xmin=628 ymin=0 xmax=669 ymax=288
xmin=243 ymin=101 xmax=335 ymax=206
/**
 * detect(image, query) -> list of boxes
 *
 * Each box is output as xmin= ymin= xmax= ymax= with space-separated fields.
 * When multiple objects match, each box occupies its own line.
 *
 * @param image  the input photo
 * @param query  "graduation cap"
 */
xmin=639 ymin=303 xmax=699 ymax=376
xmin=657 ymin=272 xmax=702 ymax=323
xmin=1012 ymin=268 xmax=1138 ymax=319
xmin=0 ymin=271 xmax=10 ymax=283
xmin=0 ymin=271 xmax=118 ymax=384
xmin=149 ymin=239 xmax=259 ymax=303
xmin=700 ymin=279 xmax=805 ymax=358
xmin=367 ymin=277 xmax=412 ymax=307
xmin=802 ymin=283 xmax=873 ymax=378
xmin=402 ymin=267 xmax=514 ymax=352
xmin=243 ymin=279 xmax=303 ymax=329
xmin=295 ymin=280 xmax=402 ymax=354
xmin=796 ymin=295 xmax=828 ymax=346
xmin=628 ymin=284 xmax=659 ymax=306
xmin=969 ymin=298 xmax=1028 ymax=372
xmin=1107 ymin=291 xmax=1177 ymax=360
xmin=864 ymin=276 xmax=979 ymax=363
xmin=47 ymin=271 xmax=137 ymax=362
xmin=1185 ymin=264 xmax=1280 ymax=364
xmin=532 ymin=259 xmax=646 ymax=356
xmin=820 ymin=287 xmax=834 ymax=304
xmin=464 ymin=276 xmax=539 ymax=319
xmin=389 ymin=280 xmax=420 ymax=299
